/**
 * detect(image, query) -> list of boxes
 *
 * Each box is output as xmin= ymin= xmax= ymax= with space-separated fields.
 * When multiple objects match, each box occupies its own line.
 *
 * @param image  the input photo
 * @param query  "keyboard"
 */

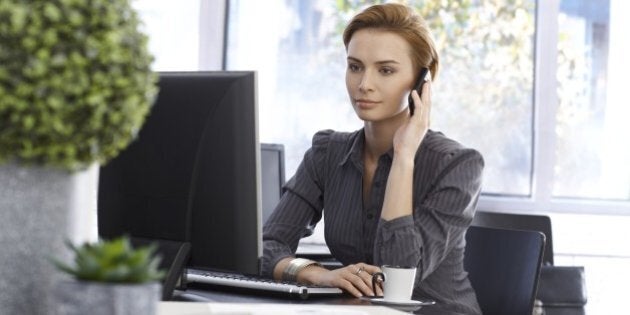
xmin=185 ymin=269 xmax=344 ymax=299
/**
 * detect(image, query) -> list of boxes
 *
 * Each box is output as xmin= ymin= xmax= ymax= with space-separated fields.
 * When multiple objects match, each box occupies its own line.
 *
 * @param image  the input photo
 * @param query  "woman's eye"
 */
xmin=348 ymin=64 xmax=361 ymax=72
xmin=380 ymin=67 xmax=395 ymax=75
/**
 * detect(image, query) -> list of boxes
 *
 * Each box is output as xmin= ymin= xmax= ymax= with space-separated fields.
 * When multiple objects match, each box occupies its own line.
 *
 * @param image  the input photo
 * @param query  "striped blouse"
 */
xmin=262 ymin=129 xmax=484 ymax=314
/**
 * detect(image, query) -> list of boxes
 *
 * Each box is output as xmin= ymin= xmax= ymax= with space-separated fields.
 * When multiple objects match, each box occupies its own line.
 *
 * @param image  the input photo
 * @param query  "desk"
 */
xmin=170 ymin=285 xmax=442 ymax=315
xmin=158 ymin=301 xmax=407 ymax=315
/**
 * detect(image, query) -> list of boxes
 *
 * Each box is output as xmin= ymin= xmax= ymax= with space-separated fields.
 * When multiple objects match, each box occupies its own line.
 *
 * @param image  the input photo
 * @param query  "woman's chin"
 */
xmin=356 ymin=110 xmax=408 ymax=124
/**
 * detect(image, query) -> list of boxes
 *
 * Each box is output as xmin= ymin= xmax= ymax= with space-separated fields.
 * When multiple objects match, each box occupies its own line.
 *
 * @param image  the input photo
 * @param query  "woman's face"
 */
xmin=346 ymin=29 xmax=416 ymax=122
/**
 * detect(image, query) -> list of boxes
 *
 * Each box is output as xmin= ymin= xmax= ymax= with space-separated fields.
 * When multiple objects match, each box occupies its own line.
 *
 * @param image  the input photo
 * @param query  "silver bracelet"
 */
xmin=282 ymin=258 xmax=321 ymax=282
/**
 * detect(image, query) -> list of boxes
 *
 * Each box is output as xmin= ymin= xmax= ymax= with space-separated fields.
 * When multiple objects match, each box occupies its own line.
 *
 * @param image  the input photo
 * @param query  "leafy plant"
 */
xmin=54 ymin=236 xmax=165 ymax=284
xmin=0 ymin=0 xmax=158 ymax=171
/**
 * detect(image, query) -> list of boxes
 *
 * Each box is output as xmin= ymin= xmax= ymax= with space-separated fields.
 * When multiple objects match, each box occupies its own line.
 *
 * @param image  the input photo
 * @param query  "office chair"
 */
xmin=472 ymin=210 xmax=554 ymax=265
xmin=464 ymin=226 xmax=545 ymax=315
xmin=471 ymin=211 xmax=587 ymax=314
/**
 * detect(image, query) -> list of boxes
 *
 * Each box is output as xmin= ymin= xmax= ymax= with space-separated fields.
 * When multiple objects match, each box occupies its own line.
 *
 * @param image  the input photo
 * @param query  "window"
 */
xmin=132 ymin=0 xmax=201 ymax=71
xmin=133 ymin=0 xmax=630 ymax=214
xmin=226 ymin=0 xmax=536 ymax=196
xmin=554 ymin=0 xmax=630 ymax=201
xmin=225 ymin=0 xmax=362 ymax=181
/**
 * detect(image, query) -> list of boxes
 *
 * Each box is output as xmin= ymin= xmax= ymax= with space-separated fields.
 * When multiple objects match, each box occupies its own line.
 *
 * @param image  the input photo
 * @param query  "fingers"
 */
xmin=410 ymin=81 xmax=431 ymax=127
xmin=362 ymin=264 xmax=382 ymax=275
xmin=340 ymin=263 xmax=383 ymax=297
xmin=420 ymin=79 xmax=432 ymax=107
xmin=326 ymin=263 xmax=386 ymax=298
xmin=422 ymin=80 xmax=432 ymax=125
xmin=362 ymin=264 xmax=383 ymax=296
xmin=337 ymin=278 xmax=364 ymax=298
xmin=340 ymin=264 xmax=371 ymax=297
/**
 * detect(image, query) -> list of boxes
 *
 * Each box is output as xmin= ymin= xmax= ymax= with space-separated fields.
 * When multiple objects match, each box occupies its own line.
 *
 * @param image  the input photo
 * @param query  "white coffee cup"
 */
xmin=372 ymin=265 xmax=417 ymax=302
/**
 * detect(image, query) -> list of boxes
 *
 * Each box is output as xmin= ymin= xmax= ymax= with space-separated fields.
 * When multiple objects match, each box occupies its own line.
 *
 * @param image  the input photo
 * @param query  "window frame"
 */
xmin=479 ymin=0 xmax=630 ymax=215
xmin=210 ymin=0 xmax=630 ymax=216
xmin=199 ymin=0 xmax=227 ymax=70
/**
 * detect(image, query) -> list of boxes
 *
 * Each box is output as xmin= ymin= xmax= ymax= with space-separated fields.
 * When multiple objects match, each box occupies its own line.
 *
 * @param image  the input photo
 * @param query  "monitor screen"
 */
xmin=260 ymin=143 xmax=285 ymax=225
xmin=98 ymin=71 xmax=261 ymax=275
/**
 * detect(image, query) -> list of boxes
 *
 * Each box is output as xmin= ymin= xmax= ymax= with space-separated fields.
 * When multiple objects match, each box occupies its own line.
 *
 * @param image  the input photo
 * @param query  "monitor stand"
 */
xmin=129 ymin=237 xmax=191 ymax=301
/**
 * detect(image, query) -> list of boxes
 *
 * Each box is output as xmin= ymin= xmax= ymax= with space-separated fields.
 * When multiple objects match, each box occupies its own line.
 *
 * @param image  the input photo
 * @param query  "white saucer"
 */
xmin=369 ymin=297 xmax=435 ymax=307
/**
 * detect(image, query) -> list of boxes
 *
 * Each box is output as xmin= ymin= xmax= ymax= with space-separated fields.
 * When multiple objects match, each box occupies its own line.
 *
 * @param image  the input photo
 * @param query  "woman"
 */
xmin=262 ymin=3 xmax=483 ymax=314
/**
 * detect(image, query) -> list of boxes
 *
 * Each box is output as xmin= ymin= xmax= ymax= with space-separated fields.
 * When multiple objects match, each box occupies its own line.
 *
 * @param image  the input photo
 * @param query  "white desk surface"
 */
xmin=158 ymin=301 xmax=409 ymax=315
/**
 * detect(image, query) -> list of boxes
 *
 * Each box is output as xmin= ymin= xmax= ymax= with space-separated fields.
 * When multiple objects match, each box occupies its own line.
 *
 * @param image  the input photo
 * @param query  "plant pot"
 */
xmin=54 ymin=281 xmax=161 ymax=315
xmin=0 ymin=163 xmax=98 ymax=314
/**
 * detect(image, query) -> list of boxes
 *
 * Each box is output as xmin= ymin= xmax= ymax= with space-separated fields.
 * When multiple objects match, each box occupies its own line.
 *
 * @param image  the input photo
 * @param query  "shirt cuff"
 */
xmin=378 ymin=215 xmax=415 ymax=231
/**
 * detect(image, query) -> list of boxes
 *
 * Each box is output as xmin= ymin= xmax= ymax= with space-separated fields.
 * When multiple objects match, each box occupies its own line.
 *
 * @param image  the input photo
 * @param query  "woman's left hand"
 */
xmin=298 ymin=262 xmax=383 ymax=297
xmin=393 ymin=80 xmax=432 ymax=160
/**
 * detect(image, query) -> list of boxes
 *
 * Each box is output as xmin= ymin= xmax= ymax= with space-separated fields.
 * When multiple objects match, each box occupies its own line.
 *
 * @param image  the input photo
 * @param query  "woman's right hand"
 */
xmin=298 ymin=262 xmax=383 ymax=297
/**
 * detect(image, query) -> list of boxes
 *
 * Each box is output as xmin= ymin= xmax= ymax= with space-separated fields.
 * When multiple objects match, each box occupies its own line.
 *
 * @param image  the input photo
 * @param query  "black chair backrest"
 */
xmin=472 ymin=211 xmax=554 ymax=265
xmin=465 ymin=226 xmax=545 ymax=315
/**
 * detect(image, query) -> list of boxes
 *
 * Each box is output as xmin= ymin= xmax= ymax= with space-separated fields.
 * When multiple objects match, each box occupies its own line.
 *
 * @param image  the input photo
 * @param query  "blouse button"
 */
xmin=366 ymin=213 xmax=374 ymax=220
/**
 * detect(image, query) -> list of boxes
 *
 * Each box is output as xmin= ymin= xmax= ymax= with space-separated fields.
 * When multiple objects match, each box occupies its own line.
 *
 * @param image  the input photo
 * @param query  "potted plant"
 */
xmin=0 ymin=1 xmax=157 ymax=314
xmin=54 ymin=237 xmax=165 ymax=315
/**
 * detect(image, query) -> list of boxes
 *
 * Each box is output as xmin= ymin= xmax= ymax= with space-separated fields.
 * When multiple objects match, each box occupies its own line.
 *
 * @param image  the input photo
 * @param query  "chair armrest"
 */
xmin=537 ymin=266 xmax=587 ymax=307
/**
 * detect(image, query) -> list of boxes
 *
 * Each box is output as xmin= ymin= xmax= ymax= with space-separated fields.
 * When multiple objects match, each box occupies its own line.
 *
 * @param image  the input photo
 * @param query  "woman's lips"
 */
xmin=355 ymin=99 xmax=379 ymax=109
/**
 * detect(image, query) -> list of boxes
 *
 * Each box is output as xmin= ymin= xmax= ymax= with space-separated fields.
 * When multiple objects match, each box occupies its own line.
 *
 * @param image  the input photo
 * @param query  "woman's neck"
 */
xmin=363 ymin=112 xmax=406 ymax=161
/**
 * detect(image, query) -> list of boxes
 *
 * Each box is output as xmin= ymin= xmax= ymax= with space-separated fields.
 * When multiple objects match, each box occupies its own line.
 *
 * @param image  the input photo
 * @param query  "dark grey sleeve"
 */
xmin=260 ymin=130 xmax=332 ymax=277
xmin=373 ymin=149 xmax=484 ymax=280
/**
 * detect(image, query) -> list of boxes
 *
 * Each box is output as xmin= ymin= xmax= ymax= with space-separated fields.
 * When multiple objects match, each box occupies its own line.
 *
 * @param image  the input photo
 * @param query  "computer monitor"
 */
xmin=260 ymin=143 xmax=285 ymax=225
xmin=98 ymin=71 xmax=261 ymax=275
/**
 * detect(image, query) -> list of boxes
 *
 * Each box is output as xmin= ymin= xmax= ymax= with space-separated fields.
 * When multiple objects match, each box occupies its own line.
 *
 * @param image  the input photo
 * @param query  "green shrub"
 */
xmin=0 ymin=0 xmax=158 ymax=171
xmin=54 ymin=236 xmax=165 ymax=284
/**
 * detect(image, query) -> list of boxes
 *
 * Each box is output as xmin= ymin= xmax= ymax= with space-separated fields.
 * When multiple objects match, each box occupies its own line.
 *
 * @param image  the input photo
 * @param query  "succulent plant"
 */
xmin=0 ymin=0 xmax=158 ymax=171
xmin=54 ymin=236 xmax=165 ymax=284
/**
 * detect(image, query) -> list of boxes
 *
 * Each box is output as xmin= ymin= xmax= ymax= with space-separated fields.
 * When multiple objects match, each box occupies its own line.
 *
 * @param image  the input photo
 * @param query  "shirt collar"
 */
xmin=339 ymin=129 xmax=395 ymax=171
xmin=339 ymin=129 xmax=364 ymax=171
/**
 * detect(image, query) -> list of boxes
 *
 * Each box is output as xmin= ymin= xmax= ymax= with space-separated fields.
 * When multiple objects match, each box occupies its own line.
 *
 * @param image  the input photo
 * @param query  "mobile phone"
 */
xmin=408 ymin=67 xmax=429 ymax=116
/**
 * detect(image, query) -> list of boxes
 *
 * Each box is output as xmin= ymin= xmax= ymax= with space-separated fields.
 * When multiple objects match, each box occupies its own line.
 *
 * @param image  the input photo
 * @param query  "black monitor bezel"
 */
xmin=98 ymin=71 xmax=262 ymax=275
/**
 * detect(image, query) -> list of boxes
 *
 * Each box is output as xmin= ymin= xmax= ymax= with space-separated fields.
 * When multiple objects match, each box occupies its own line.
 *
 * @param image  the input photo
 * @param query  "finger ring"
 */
xmin=354 ymin=267 xmax=364 ymax=275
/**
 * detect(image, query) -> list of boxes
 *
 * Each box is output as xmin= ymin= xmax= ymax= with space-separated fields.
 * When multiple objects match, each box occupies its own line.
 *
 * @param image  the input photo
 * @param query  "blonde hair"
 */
xmin=343 ymin=3 xmax=439 ymax=80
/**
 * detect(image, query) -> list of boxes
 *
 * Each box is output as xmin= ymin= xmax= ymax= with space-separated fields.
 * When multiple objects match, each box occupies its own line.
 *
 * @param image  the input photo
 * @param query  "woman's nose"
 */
xmin=358 ymin=73 xmax=373 ymax=92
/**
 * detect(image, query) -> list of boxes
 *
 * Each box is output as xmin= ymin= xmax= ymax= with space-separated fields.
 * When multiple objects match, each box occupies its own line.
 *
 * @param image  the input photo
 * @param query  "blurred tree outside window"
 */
xmin=133 ymin=0 xmax=630 ymax=210
xmin=226 ymin=0 xmax=536 ymax=196
xmin=554 ymin=0 xmax=630 ymax=200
